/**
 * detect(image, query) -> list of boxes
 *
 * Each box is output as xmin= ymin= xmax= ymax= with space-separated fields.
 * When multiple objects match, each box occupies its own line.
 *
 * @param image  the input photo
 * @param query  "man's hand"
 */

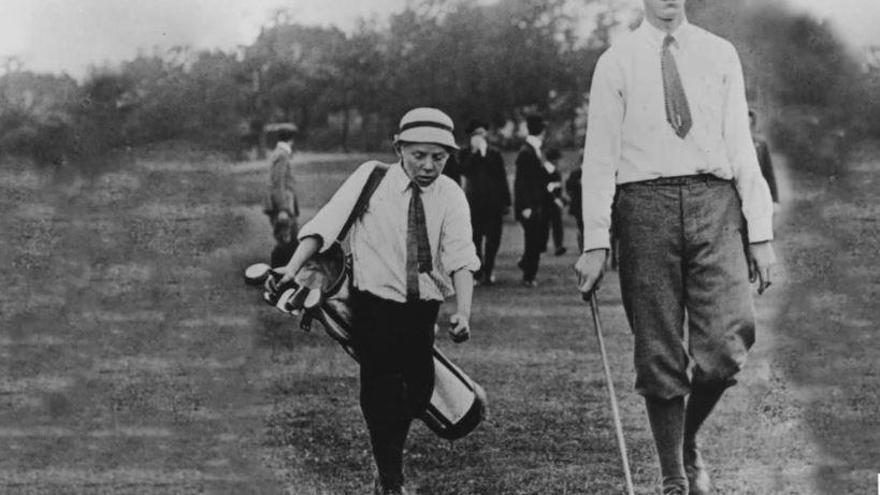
xmin=575 ymin=249 xmax=608 ymax=297
xmin=448 ymin=313 xmax=470 ymax=343
xmin=522 ymin=208 xmax=532 ymax=220
xmin=748 ymin=241 xmax=776 ymax=295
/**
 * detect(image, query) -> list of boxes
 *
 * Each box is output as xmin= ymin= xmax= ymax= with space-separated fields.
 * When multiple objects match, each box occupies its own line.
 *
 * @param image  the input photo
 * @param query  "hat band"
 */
xmin=399 ymin=120 xmax=453 ymax=133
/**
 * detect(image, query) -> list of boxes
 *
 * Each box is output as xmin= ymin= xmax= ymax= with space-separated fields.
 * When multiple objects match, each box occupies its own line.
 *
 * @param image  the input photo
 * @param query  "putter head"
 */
xmin=244 ymin=263 xmax=272 ymax=286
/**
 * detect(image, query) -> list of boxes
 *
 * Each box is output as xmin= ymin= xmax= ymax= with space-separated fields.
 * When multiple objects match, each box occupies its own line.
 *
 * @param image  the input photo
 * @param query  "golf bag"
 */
xmin=256 ymin=242 xmax=487 ymax=440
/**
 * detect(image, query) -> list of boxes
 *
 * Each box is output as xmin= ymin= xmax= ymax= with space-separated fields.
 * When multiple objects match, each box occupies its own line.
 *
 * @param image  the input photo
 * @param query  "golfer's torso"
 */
xmin=613 ymin=24 xmax=739 ymax=184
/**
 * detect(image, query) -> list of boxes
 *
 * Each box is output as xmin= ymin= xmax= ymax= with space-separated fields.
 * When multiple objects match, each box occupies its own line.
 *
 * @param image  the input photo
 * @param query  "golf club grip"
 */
xmin=589 ymin=294 xmax=636 ymax=495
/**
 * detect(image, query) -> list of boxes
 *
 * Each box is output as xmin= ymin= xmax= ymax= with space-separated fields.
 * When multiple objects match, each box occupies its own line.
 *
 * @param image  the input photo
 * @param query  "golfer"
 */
xmin=575 ymin=1 xmax=776 ymax=494
xmin=277 ymin=107 xmax=479 ymax=495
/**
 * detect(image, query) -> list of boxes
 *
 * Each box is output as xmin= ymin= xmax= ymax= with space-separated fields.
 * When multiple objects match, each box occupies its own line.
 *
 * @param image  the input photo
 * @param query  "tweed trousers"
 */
xmin=614 ymin=175 xmax=755 ymax=399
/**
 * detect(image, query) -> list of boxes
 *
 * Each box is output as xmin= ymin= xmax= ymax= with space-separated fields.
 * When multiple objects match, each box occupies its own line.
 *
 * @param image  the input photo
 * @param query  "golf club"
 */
xmin=585 ymin=291 xmax=636 ymax=495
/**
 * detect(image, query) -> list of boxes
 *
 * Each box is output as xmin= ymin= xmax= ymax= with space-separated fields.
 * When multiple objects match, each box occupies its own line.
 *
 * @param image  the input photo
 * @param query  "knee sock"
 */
xmin=683 ymin=382 xmax=727 ymax=453
xmin=645 ymin=395 xmax=686 ymax=485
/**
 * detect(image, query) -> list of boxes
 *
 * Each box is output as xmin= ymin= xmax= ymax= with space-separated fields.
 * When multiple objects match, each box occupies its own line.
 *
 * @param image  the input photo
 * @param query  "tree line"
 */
xmin=1 ymin=0 xmax=878 ymax=170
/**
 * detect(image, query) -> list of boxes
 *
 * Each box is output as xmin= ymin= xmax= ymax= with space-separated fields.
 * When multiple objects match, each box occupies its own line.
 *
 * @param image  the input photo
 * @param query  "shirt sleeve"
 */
xmin=581 ymin=50 xmax=625 ymax=251
xmin=297 ymin=161 xmax=377 ymax=252
xmin=723 ymin=47 xmax=774 ymax=243
xmin=439 ymin=183 xmax=481 ymax=275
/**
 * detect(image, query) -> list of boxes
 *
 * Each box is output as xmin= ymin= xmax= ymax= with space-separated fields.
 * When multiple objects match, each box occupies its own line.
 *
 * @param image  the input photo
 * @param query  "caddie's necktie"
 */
xmin=662 ymin=34 xmax=692 ymax=139
xmin=406 ymin=182 xmax=432 ymax=301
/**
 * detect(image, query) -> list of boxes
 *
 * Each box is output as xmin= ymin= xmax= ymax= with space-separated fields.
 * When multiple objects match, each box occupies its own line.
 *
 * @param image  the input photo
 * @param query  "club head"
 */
xmin=244 ymin=263 xmax=271 ymax=286
xmin=302 ymin=288 xmax=323 ymax=310
xmin=281 ymin=286 xmax=310 ymax=312
xmin=275 ymin=288 xmax=298 ymax=311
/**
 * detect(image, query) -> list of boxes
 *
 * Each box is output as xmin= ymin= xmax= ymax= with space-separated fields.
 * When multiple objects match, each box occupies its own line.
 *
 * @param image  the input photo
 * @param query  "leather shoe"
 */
xmin=374 ymin=480 xmax=408 ymax=495
xmin=684 ymin=444 xmax=711 ymax=495
xmin=660 ymin=476 xmax=688 ymax=495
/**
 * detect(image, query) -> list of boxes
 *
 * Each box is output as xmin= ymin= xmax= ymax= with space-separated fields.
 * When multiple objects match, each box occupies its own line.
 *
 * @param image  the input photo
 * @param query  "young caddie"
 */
xmin=277 ymin=107 xmax=479 ymax=495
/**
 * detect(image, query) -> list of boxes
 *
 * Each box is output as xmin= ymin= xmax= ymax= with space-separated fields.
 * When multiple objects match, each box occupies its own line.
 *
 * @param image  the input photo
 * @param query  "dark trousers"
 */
xmin=574 ymin=217 xmax=584 ymax=252
xmin=519 ymin=211 xmax=544 ymax=281
xmin=270 ymin=240 xmax=298 ymax=268
xmin=614 ymin=176 xmax=754 ymax=399
xmin=545 ymin=204 xmax=564 ymax=250
xmin=351 ymin=290 xmax=440 ymax=490
xmin=472 ymin=212 xmax=503 ymax=279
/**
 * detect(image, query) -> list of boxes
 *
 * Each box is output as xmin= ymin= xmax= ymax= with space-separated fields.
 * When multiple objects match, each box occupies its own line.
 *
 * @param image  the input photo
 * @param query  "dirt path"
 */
xmin=1 ymin=145 xmax=877 ymax=494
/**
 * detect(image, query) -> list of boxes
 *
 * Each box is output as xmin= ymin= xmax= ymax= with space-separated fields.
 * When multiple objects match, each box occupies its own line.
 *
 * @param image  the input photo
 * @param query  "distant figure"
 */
xmin=543 ymin=148 xmax=568 ymax=256
xmin=442 ymin=152 xmax=463 ymax=185
xmin=514 ymin=114 xmax=549 ymax=287
xmin=565 ymin=161 xmax=584 ymax=252
xmin=749 ymin=109 xmax=779 ymax=203
xmin=263 ymin=123 xmax=300 ymax=267
xmin=460 ymin=119 xmax=511 ymax=285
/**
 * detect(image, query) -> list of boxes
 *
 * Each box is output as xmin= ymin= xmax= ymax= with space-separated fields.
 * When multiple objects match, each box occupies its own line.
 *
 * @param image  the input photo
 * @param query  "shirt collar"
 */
xmin=392 ymin=161 xmax=435 ymax=193
xmin=475 ymin=140 xmax=487 ymax=157
xmin=639 ymin=17 xmax=691 ymax=51
xmin=525 ymin=135 xmax=543 ymax=154
xmin=276 ymin=141 xmax=292 ymax=154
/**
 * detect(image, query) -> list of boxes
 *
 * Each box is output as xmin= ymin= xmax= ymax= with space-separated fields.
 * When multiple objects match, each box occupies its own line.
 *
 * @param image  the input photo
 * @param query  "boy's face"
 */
xmin=398 ymin=142 xmax=450 ymax=187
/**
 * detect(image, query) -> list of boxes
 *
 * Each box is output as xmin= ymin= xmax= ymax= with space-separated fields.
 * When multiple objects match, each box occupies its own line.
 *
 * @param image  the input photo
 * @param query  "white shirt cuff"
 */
xmin=582 ymin=228 xmax=611 ymax=252
xmin=746 ymin=214 xmax=774 ymax=243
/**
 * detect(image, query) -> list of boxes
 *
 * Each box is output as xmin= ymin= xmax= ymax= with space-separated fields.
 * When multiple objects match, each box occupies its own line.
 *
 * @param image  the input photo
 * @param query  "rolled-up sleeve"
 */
xmin=298 ymin=161 xmax=377 ymax=252
xmin=581 ymin=51 xmax=625 ymax=252
xmin=439 ymin=185 xmax=481 ymax=275
xmin=723 ymin=47 xmax=774 ymax=243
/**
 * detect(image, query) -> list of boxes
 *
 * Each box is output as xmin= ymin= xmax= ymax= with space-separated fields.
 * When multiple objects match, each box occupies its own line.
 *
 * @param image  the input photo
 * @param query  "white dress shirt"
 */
xmin=299 ymin=161 xmax=480 ymax=302
xmin=580 ymin=19 xmax=774 ymax=251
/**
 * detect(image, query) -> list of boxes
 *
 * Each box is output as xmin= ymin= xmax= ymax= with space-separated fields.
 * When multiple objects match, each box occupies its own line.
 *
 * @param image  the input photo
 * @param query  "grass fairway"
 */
xmin=0 ymin=146 xmax=877 ymax=494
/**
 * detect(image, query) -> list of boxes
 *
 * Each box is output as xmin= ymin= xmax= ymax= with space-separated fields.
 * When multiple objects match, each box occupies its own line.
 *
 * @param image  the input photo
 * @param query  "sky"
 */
xmin=1 ymin=0 xmax=878 ymax=78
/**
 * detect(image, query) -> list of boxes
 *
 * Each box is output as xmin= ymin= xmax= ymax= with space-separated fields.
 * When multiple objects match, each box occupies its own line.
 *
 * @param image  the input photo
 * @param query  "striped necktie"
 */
xmin=662 ymin=34 xmax=692 ymax=139
xmin=406 ymin=182 xmax=432 ymax=301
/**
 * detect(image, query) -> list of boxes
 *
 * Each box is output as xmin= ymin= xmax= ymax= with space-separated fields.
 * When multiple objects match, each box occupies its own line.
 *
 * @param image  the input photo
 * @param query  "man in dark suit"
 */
xmin=514 ymin=114 xmax=549 ymax=286
xmin=460 ymin=119 xmax=511 ymax=285
xmin=441 ymin=151 xmax=463 ymax=185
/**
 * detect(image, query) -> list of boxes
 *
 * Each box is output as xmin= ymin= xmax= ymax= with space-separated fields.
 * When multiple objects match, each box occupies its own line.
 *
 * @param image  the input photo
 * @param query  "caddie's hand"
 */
xmin=448 ymin=313 xmax=470 ymax=343
xmin=522 ymin=208 xmax=532 ymax=220
xmin=575 ymin=249 xmax=608 ymax=297
xmin=748 ymin=241 xmax=776 ymax=295
xmin=278 ymin=263 xmax=301 ymax=285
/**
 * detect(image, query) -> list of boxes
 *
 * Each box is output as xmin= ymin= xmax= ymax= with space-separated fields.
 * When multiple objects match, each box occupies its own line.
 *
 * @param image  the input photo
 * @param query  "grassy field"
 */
xmin=0 ymin=145 xmax=876 ymax=494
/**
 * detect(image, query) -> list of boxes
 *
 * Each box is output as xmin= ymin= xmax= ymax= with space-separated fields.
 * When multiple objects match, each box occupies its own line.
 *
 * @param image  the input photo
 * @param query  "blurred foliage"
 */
xmin=0 ymin=0 xmax=877 ymax=173
xmin=688 ymin=0 xmax=869 ymax=173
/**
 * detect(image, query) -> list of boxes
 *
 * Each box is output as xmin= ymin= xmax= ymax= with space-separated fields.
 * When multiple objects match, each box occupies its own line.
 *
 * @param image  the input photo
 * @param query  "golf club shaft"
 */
xmin=589 ymin=293 xmax=636 ymax=495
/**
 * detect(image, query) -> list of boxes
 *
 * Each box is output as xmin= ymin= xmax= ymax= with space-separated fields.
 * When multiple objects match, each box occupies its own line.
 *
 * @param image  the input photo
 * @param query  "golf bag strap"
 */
xmin=337 ymin=162 xmax=390 ymax=242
